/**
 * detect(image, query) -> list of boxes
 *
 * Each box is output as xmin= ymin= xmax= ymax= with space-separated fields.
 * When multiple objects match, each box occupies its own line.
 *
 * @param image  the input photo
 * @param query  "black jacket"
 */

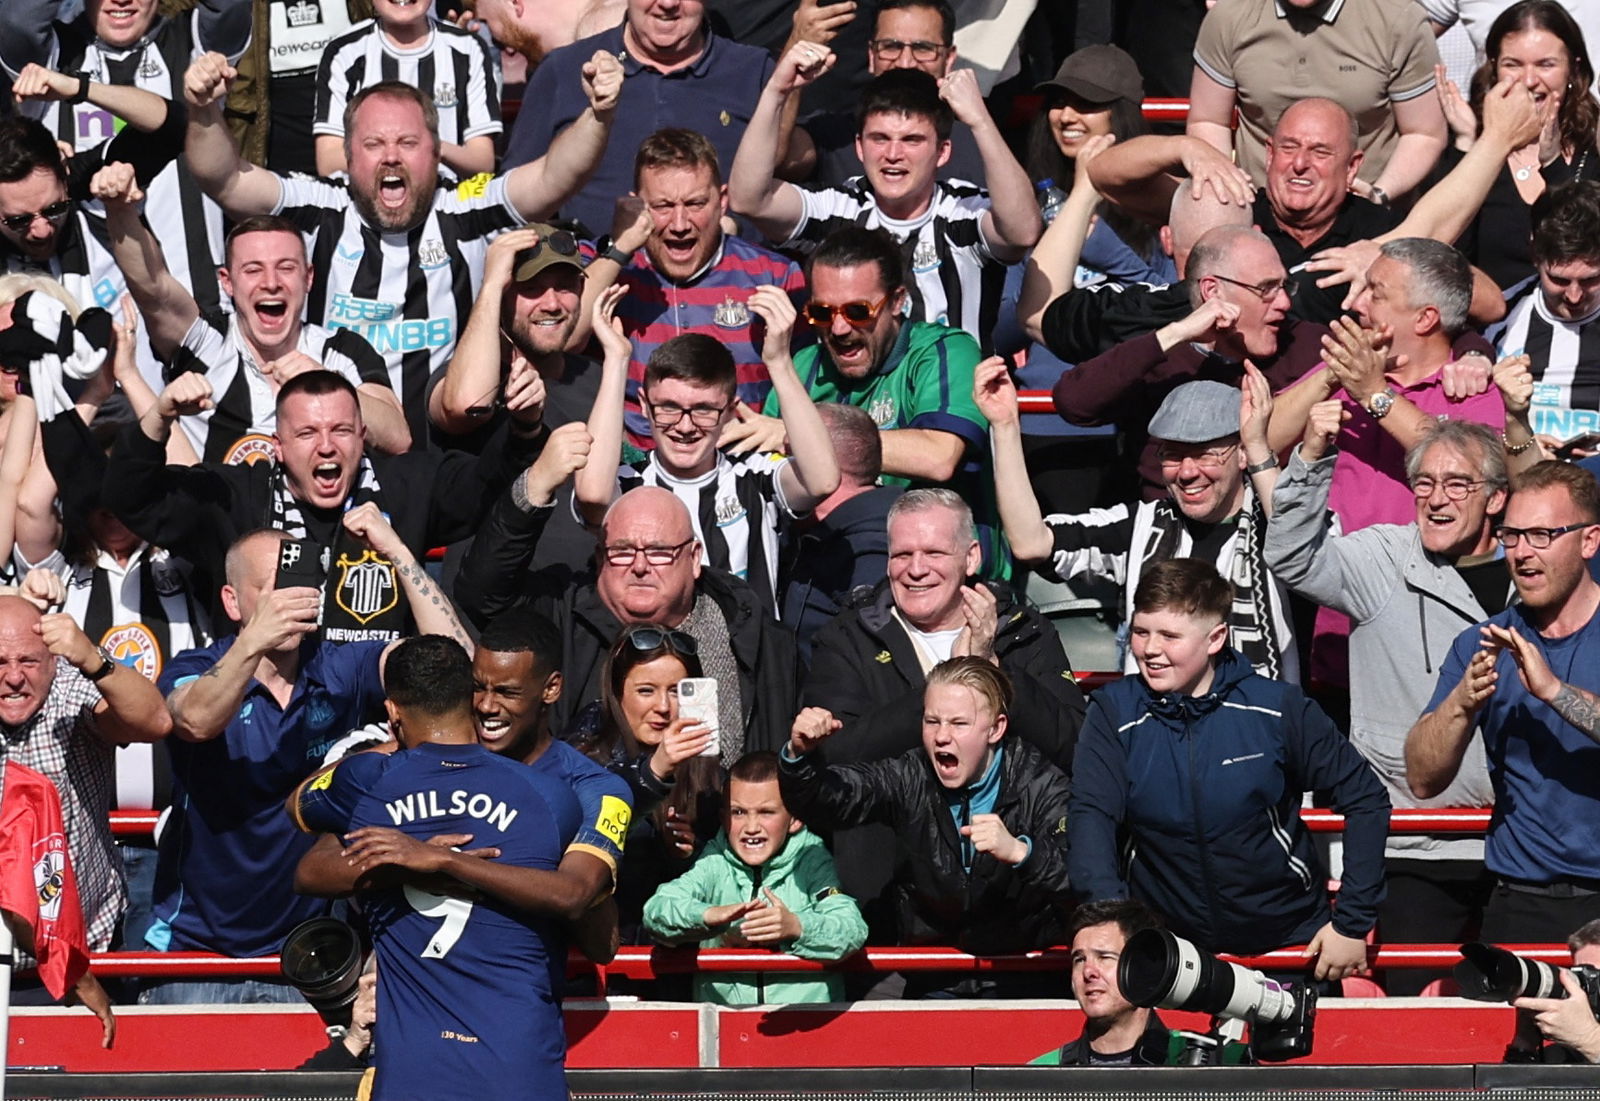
xmin=1039 ymin=282 xmax=1189 ymax=365
xmin=779 ymin=737 xmax=1072 ymax=955
xmin=779 ymin=485 xmax=902 ymax=666
xmin=454 ymin=496 xmax=799 ymax=753
xmin=105 ymin=418 xmax=541 ymax=623
xmin=802 ymin=579 xmax=1084 ymax=772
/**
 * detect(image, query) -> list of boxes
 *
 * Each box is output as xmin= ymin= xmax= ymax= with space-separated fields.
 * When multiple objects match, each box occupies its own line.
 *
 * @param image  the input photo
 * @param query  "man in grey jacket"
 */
xmin=1265 ymin=411 xmax=1506 ymax=993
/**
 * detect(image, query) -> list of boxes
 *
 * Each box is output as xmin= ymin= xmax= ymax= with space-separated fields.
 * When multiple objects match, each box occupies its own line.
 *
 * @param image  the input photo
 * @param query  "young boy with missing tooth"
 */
xmin=643 ymin=751 xmax=866 ymax=1005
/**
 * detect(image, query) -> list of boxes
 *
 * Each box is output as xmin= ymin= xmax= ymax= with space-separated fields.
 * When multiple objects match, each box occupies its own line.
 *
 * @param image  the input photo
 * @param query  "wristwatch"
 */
xmin=67 ymin=71 xmax=93 ymax=104
xmin=1366 ymin=389 xmax=1397 ymax=420
xmin=1368 ymin=185 xmax=1391 ymax=209
xmin=593 ymin=235 xmax=634 ymax=267
xmin=84 ymin=645 xmax=116 ymax=682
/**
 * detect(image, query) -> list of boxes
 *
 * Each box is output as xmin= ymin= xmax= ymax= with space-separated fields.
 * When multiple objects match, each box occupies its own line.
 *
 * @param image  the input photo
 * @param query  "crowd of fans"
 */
xmin=7 ymin=0 xmax=1600 ymax=1070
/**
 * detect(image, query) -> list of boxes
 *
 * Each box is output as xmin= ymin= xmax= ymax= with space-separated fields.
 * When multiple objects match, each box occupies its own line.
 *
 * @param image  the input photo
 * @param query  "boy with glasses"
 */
xmin=1408 ymin=459 xmax=1600 ymax=945
xmin=575 ymin=283 xmax=838 ymax=611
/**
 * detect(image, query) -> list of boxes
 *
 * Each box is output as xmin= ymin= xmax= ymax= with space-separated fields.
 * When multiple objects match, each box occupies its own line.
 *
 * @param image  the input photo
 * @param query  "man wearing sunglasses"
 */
xmin=1266 ymin=418 xmax=1507 ymax=994
xmin=1408 ymin=460 xmax=1600 ymax=947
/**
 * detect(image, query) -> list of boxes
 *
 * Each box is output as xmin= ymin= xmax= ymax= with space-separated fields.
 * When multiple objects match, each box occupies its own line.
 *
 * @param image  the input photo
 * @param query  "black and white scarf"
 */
xmin=267 ymin=455 xmax=384 ymax=539
xmin=0 ymin=290 xmax=112 ymax=423
xmin=1139 ymin=493 xmax=1281 ymax=681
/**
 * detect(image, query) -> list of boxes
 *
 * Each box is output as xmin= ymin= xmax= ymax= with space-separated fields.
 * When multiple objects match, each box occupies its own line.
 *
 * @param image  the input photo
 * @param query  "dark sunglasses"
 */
xmin=1 ymin=200 xmax=71 ymax=232
xmin=804 ymin=293 xmax=892 ymax=330
xmin=513 ymin=230 xmax=579 ymax=267
xmin=622 ymin=626 xmax=699 ymax=655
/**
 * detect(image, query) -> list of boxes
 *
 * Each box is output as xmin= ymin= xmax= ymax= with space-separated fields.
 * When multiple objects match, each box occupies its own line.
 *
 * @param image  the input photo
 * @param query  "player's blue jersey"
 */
xmin=532 ymin=738 xmax=633 ymax=880
xmin=297 ymin=741 xmax=580 ymax=1101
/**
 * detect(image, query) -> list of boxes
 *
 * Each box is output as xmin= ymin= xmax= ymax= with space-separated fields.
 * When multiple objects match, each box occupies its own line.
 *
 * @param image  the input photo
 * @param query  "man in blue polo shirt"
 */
xmin=294 ymin=634 xmax=581 ymax=1101
xmin=140 ymin=512 xmax=474 ymax=1004
xmin=501 ymin=0 xmax=775 ymax=237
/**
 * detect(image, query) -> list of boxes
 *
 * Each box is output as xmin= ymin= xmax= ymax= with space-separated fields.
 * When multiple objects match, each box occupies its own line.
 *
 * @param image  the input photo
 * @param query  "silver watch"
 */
xmin=1367 ymin=389 xmax=1396 ymax=420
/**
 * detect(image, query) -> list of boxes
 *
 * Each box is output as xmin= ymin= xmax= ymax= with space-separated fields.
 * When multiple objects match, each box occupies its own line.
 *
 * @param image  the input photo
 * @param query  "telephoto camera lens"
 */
xmin=1455 ymin=942 xmax=1565 ymax=1002
xmin=1119 ymin=927 xmax=1298 ymax=1022
xmin=281 ymin=917 xmax=366 ymax=1030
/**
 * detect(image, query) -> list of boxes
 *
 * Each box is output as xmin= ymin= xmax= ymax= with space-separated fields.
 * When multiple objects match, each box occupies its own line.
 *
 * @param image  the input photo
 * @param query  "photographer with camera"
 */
xmin=1504 ymin=921 xmax=1600 ymax=1063
xmin=140 ymin=516 xmax=472 ymax=1004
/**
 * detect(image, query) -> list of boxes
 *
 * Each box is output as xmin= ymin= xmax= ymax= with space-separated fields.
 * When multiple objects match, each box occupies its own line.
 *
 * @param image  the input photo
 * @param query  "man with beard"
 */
xmin=749 ymin=226 xmax=1002 ymax=571
xmin=182 ymin=50 xmax=622 ymax=445
xmin=1408 ymin=460 xmax=1600 ymax=944
xmin=566 ymin=128 xmax=806 ymax=445
xmin=431 ymin=224 xmax=603 ymax=577
xmin=95 ymin=164 xmax=409 ymax=461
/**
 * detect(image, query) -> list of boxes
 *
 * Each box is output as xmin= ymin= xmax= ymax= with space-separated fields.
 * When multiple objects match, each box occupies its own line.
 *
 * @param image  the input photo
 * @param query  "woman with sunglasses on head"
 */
xmin=1437 ymin=0 xmax=1600 ymax=289
xmin=573 ymin=624 xmax=724 ymax=947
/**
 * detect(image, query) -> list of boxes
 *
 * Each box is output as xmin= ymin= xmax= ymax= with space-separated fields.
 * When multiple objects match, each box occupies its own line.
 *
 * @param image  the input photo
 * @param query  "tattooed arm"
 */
xmin=1483 ymin=622 xmax=1600 ymax=742
xmin=342 ymin=503 xmax=474 ymax=657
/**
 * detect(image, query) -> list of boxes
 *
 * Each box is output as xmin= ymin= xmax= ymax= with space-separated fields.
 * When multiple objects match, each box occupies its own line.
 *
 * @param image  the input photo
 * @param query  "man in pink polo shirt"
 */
xmin=1271 ymin=237 xmax=1505 ymax=534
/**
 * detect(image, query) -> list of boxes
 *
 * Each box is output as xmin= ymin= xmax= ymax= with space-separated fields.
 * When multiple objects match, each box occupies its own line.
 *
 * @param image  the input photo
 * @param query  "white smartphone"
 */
xmin=677 ymin=677 xmax=721 ymax=757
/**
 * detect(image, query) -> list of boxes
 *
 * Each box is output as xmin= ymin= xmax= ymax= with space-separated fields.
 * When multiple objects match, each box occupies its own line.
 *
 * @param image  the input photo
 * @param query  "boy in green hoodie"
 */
xmin=643 ymin=751 xmax=867 ymax=1004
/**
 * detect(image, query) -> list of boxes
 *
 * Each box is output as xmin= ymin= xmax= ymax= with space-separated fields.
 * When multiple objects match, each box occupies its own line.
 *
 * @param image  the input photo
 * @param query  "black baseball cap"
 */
xmin=1036 ymin=45 xmax=1145 ymax=107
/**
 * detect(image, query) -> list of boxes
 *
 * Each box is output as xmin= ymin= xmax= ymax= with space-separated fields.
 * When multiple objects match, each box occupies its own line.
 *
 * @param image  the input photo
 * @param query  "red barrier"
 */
xmin=87 ymin=941 xmax=1569 ymax=981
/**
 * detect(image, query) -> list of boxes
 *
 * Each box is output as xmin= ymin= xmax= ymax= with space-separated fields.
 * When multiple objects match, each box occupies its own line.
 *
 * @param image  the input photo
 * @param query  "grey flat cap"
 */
xmin=1147 ymin=380 xmax=1240 ymax=443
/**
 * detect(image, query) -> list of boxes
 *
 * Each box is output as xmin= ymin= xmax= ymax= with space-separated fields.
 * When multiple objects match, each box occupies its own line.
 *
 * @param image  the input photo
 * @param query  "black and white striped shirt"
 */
xmin=273 ymin=172 xmax=525 ymax=443
xmin=14 ymin=13 xmax=230 ymax=355
xmin=1488 ymin=275 xmax=1600 ymax=440
xmin=314 ymin=18 xmax=501 ymax=150
xmin=783 ymin=176 xmax=1006 ymax=353
xmin=169 ymin=312 xmax=393 ymax=464
xmin=617 ymin=452 xmax=799 ymax=611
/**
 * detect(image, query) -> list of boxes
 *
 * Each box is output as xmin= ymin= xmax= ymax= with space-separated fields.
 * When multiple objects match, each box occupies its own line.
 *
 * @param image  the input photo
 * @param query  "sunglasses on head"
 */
xmin=804 ymin=293 xmax=892 ymax=330
xmin=514 ymin=230 xmax=579 ymax=265
xmin=1 ymin=200 xmax=71 ymax=232
xmin=622 ymin=626 xmax=700 ymax=655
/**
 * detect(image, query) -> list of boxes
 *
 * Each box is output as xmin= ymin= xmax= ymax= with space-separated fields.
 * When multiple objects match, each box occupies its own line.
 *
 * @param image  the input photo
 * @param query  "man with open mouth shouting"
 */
xmin=181 ymin=46 xmax=621 ymax=446
xmin=95 ymin=162 xmax=409 ymax=463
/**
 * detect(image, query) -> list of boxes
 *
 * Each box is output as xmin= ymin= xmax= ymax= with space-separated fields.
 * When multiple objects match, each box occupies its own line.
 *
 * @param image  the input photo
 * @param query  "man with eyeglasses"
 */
xmin=1408 ymin=459 xmax=1600 ymax=945
xmin=786 ymin=0 xmax=984 ymax=189
xmin=575 ymin=283 xmax=838 ymax=611
xmin=455 ymin=484 xmax=799 ymax=756
xmin=1057 ymin=225 xmax=1325 ymax=502
xmin=501 ymin=0 xmax=781 ymax=239
xmin=730 ymin=57 xmax=1041 ymax=355
xmin=989 ymin=364 xmax=1299 ymax=684
xmin=1267 ymin=417 xmax=1506 ymax=993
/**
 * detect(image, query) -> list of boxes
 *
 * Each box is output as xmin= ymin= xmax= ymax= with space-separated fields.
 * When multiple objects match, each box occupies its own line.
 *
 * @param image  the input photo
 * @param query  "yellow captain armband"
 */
xmin=456 ymin=172 xmax=493 ymax=201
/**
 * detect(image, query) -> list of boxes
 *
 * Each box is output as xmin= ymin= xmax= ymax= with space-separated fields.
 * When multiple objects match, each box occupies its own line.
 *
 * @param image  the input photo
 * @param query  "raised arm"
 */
xmin=1087 ymin=133 xmax=1255 ymax=226
xmin=166 ymin=588 xmax=320 ymax=741
xmin=937 ymin=68 xmax=1040 ymax=260
xmin=973 ymin=357 xmax=1052 ymax=563
xmin=431 ymin=226 xmax=541 ymax=436
xmin=754 ymin=287 xmax=838 ymax=511
xmin=91 ymin=164 xmax=198 ymax=361
xmin=1371 ymin=89 xmax=1448 ymax=202
xmin=182 ymin=53 xmax=283 ymax=218
xmin=502 ymin=50 xmax=621 ymax=221
xmin=566 ymin=197 xmax=652 ymax=352
xmin=343 ymin=503 xmax=474 ymax=657
xmin=11 ymin=63 xmax=170 ymax=132
xmin=1405 ymin=642 xmax=1495 ymax=798
xmin=573 ymin=285 xmax=630 ymax=527
xmin=728 ymin=42 xmax=825 ymax=243
xmin=39 ymin=613 xmax=172 ymax=744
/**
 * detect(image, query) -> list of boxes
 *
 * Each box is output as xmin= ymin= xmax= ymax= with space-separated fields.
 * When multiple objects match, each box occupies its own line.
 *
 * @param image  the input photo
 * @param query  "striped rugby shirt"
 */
xmin=314 ymin=18 xmax=501 ymax=150
xmin=782 ymin=176 xmax=1006 ymax=354
xmin=615 ymin=236 xmax=807 ymax=442
xmin=273 ymin=172 xmax=525 ymax=444
xmin=169 ymin=311 xmax=392 ymax=463
xmin=1488 ymin=275 xmax=1600 ymax=440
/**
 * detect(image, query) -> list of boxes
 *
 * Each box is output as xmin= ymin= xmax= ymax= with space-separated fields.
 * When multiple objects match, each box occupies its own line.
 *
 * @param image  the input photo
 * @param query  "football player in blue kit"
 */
xmin=292 ymin=635 xmax=585 ymax=1101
